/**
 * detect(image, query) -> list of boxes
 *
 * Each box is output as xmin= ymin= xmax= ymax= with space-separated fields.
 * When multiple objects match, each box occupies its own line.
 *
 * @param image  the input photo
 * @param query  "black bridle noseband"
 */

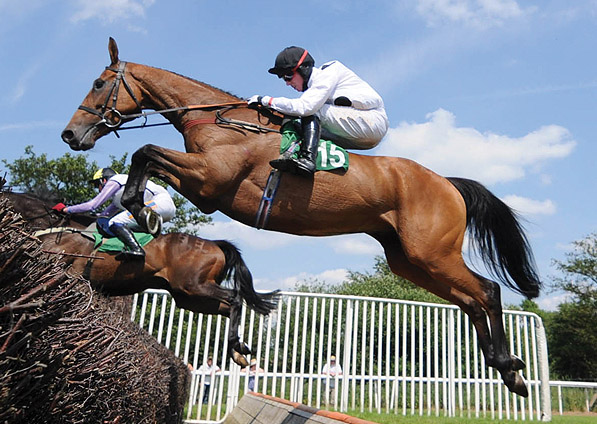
xmin=77 ymin=61 xmax=143 ymax=136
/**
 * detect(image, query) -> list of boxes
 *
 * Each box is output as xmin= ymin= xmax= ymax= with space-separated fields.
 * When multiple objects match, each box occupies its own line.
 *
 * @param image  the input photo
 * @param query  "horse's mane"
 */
xmin=150 ymin=64 xmax=244 ymax=100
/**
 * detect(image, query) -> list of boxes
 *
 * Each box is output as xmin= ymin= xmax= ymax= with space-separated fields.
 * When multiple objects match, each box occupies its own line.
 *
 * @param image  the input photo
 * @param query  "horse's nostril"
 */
xmin=61 ymin=129 xmax=74 ymax=143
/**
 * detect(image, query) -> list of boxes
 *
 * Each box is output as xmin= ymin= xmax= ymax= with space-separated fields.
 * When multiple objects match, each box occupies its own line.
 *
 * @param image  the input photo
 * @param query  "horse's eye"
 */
xmin=93 ymin=79 xmax=105 ymax=90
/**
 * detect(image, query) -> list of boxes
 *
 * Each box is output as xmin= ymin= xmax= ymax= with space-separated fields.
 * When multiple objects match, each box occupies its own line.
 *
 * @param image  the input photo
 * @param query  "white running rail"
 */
xmin=131 ymin=290 xmax=552 ymax=423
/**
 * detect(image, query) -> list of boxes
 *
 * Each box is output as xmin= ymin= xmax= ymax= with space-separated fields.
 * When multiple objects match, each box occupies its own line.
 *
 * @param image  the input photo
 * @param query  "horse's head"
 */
xmin=61 ymin=37 xmax=143 ymax=151
xmin=3 ymin=191 xmax=61 ymax=227
xmin=2 ymin=191 xmax=95 ymax=229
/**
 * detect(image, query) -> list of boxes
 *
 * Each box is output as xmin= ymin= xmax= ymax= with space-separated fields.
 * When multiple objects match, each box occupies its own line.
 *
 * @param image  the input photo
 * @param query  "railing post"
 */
xmin=341 ymin=299 xmax=354 ymax=412
xmin=535 ymin=315 xmax=552 ymax=422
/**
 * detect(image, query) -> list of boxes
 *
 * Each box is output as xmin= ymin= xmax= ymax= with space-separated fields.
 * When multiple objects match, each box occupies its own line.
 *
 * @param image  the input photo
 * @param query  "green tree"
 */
xmin=547 ymin=232 xmax=597 ymax=381
xmin=2 ymin=146 xmax=211 ymax=234
xmin=2 ymin=145 xmax=124 ymax=204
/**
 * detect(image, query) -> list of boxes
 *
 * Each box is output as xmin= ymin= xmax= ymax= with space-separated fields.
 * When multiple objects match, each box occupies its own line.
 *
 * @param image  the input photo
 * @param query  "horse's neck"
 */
xmin=130 ymin=62 xmax=275 ymax=158
xmin=131 ymin=63 xmax=240 ymax=124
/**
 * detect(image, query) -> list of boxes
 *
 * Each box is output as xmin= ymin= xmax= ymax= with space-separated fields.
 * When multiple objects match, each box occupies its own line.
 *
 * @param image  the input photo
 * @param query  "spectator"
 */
xmin=197 ymin=356 xmax=220 ymax=404
xmin=321 ymin=355 xmax=342 ymax=406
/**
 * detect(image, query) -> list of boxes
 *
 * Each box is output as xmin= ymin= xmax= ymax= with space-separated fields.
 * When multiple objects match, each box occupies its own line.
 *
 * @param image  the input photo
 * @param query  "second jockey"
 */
xmin=58 ymin=168 xmax=176 ymax=260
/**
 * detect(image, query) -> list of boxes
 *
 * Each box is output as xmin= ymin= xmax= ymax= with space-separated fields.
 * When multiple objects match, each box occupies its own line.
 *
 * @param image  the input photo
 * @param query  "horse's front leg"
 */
xmin=122 ymin=145 xmax=163 ymax=236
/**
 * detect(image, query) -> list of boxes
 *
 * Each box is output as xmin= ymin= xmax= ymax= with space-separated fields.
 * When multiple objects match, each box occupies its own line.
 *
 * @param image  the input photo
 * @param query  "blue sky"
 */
xmin=1 ymin=0 xmax=595 ymax=310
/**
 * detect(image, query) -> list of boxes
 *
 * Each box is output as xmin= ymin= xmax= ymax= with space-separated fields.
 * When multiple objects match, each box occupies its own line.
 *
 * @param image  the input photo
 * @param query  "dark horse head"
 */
xmin=1 ymin=191 xmax=96 ymax=230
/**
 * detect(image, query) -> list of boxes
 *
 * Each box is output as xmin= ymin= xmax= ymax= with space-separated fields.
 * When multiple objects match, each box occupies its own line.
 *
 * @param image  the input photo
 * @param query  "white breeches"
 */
xmin=316 ymin=105 xmax=389 ymax=150
xmin=108 ymin=193 xmax=176 ymax=230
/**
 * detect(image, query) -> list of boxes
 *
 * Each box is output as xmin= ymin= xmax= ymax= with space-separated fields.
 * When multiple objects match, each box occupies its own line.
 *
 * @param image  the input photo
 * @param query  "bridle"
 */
xmin=77 ymin=61 xmax=143 ymax=137
xmin=76 ymin=61 xmax=280 ymax=135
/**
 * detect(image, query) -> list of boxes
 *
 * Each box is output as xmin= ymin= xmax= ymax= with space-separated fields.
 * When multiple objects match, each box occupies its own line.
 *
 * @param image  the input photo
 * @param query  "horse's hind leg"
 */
xmin=171 ymin=286 xmax=249 ymax=367
xmin=165 ymin=244 xmax=251 ymax=367
xmin=174 ymin=296 xmax=250 ymax=367
xmin=377 ymin=236 xmax=528 ymax=397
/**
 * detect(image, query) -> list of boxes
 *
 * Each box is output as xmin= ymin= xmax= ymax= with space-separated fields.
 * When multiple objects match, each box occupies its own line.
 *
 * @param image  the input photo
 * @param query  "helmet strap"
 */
xmin=292 ymin=49 xmax=309 ymax=72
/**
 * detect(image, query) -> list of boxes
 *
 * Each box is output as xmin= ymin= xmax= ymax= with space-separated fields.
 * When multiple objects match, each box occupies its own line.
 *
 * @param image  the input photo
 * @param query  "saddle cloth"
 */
xmin=92 ymin=231 xmax=154 ymax=252
xmin=279 ymin=120 xmax=349 ymax=171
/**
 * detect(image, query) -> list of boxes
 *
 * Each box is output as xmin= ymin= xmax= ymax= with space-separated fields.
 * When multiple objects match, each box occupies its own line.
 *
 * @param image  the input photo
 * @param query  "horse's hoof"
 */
xmin=238 ymin=341 xmax=251 ymax=355
xmin=232 ymin=351 xmax=249 ymax=368
xmin=511 ymin=355 xmax=526 ymax=371
xmin=139 ymin=207 xmax=162 ymax=236
xmin=506 ymin=373 xmax=529 ymax=398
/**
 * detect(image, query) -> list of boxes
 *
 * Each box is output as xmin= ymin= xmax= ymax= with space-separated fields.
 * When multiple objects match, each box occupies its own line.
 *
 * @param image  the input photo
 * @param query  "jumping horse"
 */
xmin=61 ymin=38 xmax=541 ymax=396
xmin=2 ymin=191 xmax=278 ymax=367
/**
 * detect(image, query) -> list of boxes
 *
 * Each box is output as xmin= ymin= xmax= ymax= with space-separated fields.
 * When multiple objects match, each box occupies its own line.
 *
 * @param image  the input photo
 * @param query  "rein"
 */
xmin=77 ymin=61 xmax=280 ymax=135
xmin=32 ymin=227 xmax=93 ymax=238
xmin=183 ymin=107 xmax=280 ymax=134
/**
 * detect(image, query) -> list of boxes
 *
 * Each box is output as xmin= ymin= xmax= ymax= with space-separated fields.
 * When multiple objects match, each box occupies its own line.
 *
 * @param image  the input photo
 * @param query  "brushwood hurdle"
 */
xmin=131 ymin=290 xmax=551 ymax=423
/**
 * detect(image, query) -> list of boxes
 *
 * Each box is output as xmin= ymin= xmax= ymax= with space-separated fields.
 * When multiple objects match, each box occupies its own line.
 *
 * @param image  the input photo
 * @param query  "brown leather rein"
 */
xmin=77 ymin=61 xmax=281 ymax=136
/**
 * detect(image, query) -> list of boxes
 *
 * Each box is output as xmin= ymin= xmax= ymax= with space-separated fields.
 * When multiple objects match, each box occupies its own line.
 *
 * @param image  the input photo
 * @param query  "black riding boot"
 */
xmin=270 ymin=116 xmax=320 ymax=176
xmin=294 ymin=115 xmax=320 ymax=177
xmin=109 ymin=224 xmax=145 ymax=261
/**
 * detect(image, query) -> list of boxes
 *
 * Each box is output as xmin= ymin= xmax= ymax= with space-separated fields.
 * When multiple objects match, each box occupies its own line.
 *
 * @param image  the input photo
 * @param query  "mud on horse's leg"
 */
xmin=122 ymin=144 xmax=163 ymax=236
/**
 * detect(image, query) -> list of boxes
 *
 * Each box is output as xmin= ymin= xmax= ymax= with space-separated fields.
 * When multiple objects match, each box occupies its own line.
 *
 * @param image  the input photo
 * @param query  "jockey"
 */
xmin=248 ymin=46 xmax=389 ymax=177
xmin=57 ymin=168 xmax=176 ymax=261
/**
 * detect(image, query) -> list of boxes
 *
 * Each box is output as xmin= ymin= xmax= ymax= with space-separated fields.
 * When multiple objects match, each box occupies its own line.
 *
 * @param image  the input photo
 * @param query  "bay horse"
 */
xmin=2 ymin=191 xmax=278 ymax=367
xmin=61 ymin=38 xmax=541 ymax=396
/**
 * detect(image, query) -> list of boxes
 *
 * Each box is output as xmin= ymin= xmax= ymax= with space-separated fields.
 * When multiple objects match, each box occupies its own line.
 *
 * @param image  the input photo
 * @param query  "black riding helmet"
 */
xmin=268 ymin=46 xmax=315 ymax=90
xmin=89 ymin=167 xmax=116 ymax=186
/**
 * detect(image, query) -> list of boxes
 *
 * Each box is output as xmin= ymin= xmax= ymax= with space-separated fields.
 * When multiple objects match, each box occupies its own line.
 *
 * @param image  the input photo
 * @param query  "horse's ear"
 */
xmin=108 ymin=37 xmax=119 ymax=66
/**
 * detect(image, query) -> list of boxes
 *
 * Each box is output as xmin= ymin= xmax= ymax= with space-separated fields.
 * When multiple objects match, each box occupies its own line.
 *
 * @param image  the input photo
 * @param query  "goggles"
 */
xmin=281 ymin=72 xmax=294 ymax=82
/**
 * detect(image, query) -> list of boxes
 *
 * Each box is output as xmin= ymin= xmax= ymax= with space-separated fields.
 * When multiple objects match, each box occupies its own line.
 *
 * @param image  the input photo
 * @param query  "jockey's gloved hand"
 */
xmin=51 ymin=202 xmax=66 ymax=213
xmin=247 ymin=95 xmax=272 ymax=109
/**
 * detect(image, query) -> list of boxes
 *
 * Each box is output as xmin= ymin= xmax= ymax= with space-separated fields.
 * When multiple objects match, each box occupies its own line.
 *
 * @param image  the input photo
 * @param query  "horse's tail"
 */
xmin=215 ymin=240 xmax=280 ymax=315
xmin=447 ymin=177 xmax=541 ymax=299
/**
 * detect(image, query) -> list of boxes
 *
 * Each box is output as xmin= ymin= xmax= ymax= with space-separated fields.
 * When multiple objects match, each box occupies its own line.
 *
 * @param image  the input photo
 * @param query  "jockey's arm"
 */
xmin=64 ymin=180 xmax=120 ymax=214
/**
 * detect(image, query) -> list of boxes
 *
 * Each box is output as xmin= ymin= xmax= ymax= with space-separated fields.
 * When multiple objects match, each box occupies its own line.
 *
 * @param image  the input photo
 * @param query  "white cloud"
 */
xmin=555 ymin=242 xmax=574 ymax=252
xmin=536 ymin=293 xmax=570 ymax=311
xmin=329 ymin=235 xmax=383 ymax=256
xmin=415 ymin=0 xmax=533 ymax=28
xmin=194 ymin=220 xmax=302 ymax=250
xmin=0 ymin=120 xmax=64 ymax=131
xmin=501 ymin=195 xmax=556 ymax=216
xmin=255 ymin=269 xmax=349 ymax=291
xmin=70 ymin=0 xmax=155 ymax=24
xmin=195 ymin=221 xmax=385 ymax=257
xmin=376 ymin=108 xmax=576 ymax=185
xmin=7 ymin=62 xmax=42 ymax=103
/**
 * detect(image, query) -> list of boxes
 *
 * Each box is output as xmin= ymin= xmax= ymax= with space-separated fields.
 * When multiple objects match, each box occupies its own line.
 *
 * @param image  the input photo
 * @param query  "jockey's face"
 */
xmin=286 ymin=71 xmax=305 ymax=92
xmin=97 ymin=178 xmax=107 ymax=192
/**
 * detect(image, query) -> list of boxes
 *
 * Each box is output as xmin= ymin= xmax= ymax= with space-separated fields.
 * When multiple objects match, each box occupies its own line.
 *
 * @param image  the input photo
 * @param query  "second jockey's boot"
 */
xmin=293 ymin=115 xmax=320 ymax=177
xmin=109 ymin=224 xmax=146 ymax=261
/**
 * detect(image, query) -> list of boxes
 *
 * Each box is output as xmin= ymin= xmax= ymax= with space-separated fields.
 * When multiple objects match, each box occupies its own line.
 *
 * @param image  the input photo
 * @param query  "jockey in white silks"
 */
xmin=248 ymin=46 xmax=389 ymax=177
